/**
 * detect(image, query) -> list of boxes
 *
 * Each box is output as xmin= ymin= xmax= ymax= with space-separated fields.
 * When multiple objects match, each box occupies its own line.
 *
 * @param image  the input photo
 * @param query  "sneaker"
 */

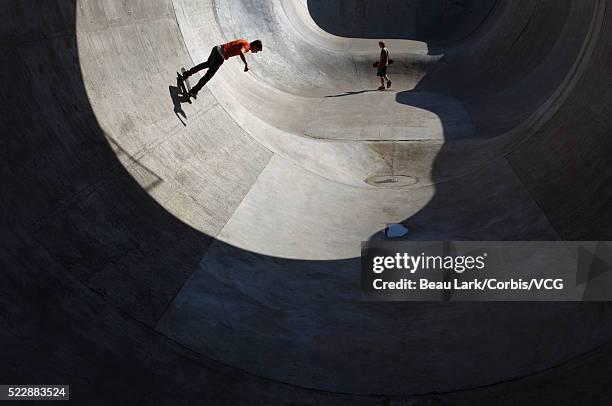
xmin=378 ymin=85 xmax=386 ymax=91
xmin=386 ymin=80 xmax=392 ymax=89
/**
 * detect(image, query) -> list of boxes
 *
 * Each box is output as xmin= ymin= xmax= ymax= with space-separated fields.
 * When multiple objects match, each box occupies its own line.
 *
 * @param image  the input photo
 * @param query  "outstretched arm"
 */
xmin=240 ymin=51 xmax=248 ymax=72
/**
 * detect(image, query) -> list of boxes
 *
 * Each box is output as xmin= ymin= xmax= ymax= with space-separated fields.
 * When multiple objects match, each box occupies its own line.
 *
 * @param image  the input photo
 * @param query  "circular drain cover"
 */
xmin=365 ymin=174 xmax=418 ymax=188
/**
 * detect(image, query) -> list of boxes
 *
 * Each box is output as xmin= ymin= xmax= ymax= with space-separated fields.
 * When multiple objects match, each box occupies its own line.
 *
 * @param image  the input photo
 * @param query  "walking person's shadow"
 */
xmin=325 ymin=89 xmax=377 ymax=98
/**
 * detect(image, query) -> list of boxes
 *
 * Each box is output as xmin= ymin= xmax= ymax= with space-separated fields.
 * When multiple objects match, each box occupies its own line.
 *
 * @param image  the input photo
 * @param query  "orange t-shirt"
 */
xmin=222 ymin=39 xmax=250 ymax=60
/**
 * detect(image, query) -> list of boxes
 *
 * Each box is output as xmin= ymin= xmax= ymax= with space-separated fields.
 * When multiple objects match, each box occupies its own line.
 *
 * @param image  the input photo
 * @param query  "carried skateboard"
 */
xmin=373 ymin=59 xmax=394 ymax=68
xmin=177 ymin=68 xmax=192 ymax=103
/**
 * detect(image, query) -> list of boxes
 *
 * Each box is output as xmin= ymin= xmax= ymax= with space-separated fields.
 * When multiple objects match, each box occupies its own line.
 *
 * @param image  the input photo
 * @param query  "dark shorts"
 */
xmin=377 ymin=65 xmax=388 ymax=77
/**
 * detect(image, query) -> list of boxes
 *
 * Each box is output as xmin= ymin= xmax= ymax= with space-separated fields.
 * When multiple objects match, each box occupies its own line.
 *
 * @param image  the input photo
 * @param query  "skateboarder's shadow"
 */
xmin=169 ymin=84 xmax=188 ymax=126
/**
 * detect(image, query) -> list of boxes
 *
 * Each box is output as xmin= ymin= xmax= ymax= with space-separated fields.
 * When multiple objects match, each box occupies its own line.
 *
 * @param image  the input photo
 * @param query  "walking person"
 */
xmin=377 ymin=41 xmax=392 ymax=90
xmin=179 ymin=39 xmax=263 ymax=100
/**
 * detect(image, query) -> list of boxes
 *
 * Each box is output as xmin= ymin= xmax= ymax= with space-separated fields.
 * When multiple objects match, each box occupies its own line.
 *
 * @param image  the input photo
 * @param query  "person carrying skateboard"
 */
xmin=376 ymin=41 xmax=392 ymax=90
xmin=179 ymin=39 xmax=263 ymax=100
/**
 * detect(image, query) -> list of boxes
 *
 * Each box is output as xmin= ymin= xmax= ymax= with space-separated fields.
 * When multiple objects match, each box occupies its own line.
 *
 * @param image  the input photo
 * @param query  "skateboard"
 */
xmin=373 ymin=59 xmax=394 ymax=68
xmin=177 ymin=68 xmax=192 ymax=103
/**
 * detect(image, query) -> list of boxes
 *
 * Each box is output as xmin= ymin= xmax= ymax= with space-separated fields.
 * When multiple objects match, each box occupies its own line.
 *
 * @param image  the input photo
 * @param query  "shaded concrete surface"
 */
xmin=1 ymin=0 xmax=612 ymax=404
xmin=307 ymin=0 xmax=499 ymax=44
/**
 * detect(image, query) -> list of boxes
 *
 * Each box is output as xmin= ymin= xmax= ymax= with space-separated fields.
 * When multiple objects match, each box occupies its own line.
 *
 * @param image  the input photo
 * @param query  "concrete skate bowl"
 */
xmin=2 ymin=0 xmax=612 ymax=404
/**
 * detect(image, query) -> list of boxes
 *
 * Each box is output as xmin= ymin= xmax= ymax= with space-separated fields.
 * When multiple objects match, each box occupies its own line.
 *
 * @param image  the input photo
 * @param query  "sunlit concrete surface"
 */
xmin=2 ymin=0 xmax=612 ymax=404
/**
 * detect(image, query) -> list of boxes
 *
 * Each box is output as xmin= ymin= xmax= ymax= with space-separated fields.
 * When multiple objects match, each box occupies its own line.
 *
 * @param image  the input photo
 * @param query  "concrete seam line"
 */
xmin=170 ymin=0 xmax=200 ymax=70
xmin=213 ymin=152 xmax=275 ymax=240
xmin=500 ymin=0 xmax=607 ymax=158
xmin=503 ymin=156 xmax=563 ymax=240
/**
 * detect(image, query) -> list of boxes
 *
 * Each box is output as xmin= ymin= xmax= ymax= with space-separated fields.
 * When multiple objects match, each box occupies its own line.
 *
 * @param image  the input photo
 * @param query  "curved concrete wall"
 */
xmin=1 ymin=0 xmax=612 ymax=403
xmin=307 ymin=0 xmax=499 ymax=44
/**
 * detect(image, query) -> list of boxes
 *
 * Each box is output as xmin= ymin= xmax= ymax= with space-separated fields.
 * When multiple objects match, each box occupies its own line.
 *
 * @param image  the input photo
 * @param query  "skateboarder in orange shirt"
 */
xmin=179 ymin=39 xmax=263 ymax=100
